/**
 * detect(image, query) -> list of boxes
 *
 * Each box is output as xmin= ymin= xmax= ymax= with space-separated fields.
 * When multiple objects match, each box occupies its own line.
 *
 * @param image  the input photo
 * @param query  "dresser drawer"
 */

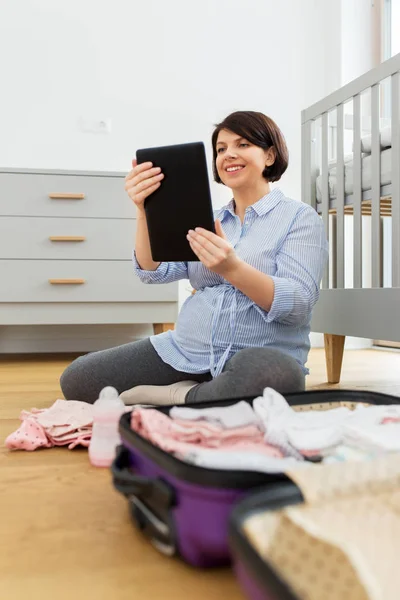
xmin=0 ymin=217 xmax=136 ymax=260
xmin=0 ymin=171 xmax=135 ymax=218
xmin=0 ymin=260 xmax=178 ymax=303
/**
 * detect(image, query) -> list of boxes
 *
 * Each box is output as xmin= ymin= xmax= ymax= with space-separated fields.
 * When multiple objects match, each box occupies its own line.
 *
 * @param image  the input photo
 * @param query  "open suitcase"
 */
xmin=112 ymin=389 xmax=400 ymax=569
xmin=229 ymin=450 xmax=400 ymax=600
xmin=229 ymin=482 xmax=304 ymax=600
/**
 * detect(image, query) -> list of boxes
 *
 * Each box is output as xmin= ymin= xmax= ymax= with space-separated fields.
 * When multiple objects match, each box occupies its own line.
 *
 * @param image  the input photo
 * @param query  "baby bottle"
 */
xmin=89 ymin=386 xmax=125 ymax=467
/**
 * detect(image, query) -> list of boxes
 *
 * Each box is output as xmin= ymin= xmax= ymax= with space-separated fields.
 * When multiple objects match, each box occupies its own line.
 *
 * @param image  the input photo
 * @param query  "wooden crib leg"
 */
xmin=324 ymin=334 xmax=345 ymax=384
xmin=153 ymin=323 xmax=175 ymax=335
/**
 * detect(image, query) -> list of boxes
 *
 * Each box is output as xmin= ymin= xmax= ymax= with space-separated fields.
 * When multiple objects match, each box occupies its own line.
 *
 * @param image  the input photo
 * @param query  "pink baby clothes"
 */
xmin=5 ymin=400 xmax=94 ymax=451
xmin=132 ymin=408 xmax=263 ymax=446
xmin=49 ymin=425 xmax=93 ymax=449
xmin=382 ymin=417 xmax=400 ymax=424
xmin=5 ymin=417 xmax=53 ymax=451
xmin=65 ymin=431 xmax=92 ymax=450
xmin=131 ymin=408 xmax=283 ymax=458
xmin=33 ymin=400 xmax=93 ymax=437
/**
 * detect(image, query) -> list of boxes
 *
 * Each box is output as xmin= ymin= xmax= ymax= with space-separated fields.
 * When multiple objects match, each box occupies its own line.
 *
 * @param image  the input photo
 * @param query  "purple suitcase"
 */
xmin=112 ymin=389 xmax=400 ymax=569
xmin=112 ymin=408 xmax=282 ymax=567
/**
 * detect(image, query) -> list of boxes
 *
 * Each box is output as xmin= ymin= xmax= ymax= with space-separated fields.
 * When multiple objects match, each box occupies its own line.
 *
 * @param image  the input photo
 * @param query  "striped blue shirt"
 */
xmin=133 ymin=188 xmax=328 ymax=377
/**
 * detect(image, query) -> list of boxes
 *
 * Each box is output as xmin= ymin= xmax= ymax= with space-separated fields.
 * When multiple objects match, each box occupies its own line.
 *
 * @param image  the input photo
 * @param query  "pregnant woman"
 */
xmin=60 ymin=110 xmax=328 ymax=405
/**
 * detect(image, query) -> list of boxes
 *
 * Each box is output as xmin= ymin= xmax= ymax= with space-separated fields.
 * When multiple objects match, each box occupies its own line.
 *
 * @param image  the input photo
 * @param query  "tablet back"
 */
xmin=136 ymin=142 xmax=215 ymax=262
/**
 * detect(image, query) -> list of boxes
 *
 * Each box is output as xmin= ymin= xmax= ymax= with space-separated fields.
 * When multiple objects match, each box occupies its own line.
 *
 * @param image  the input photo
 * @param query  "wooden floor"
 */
xmin=1 ymin=348 xmax=400 ymax=599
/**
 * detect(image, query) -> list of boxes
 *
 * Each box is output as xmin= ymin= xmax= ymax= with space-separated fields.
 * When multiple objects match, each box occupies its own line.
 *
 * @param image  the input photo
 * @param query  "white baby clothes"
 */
xmin=180 ymin=447 xmax=308 ymax=474
xmin=341 ymin=404 xmax=400 ymax=454
xmin=347 ymin=403 xmax=400 ymax=427
xmin=344 ymin=422 xmax=400 ymax=453
xmin=170 ymin=400 xmax=260 ymax=429
xmin=253 ymin=388 xmax=353 ymax=455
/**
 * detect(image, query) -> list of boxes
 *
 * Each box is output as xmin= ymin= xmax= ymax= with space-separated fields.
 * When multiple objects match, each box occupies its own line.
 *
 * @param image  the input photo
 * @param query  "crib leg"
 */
xmin=324 ymin=334 xmax=345 ymax=384
xmin=153 ymin=323 xmax=175 ymax=335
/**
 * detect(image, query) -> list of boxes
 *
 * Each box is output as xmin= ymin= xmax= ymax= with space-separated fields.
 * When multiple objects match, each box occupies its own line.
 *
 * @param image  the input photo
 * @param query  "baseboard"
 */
xmin=0 ymin=324 xmax=153 ymax=353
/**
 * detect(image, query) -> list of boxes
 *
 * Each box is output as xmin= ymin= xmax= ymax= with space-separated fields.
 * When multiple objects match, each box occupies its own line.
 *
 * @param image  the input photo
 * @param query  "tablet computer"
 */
xmin=136 ymin=141 xmax=215 ymax=262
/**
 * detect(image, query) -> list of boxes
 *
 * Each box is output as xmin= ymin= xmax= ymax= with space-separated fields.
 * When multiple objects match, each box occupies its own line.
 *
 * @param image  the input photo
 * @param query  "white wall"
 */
xmin=1 ymin=0 xmax=341 ymax=205
xmin=0 ymin=0 xmax=343 ymax=352
xmin=341 ymin=0 xmax=376 ymax=84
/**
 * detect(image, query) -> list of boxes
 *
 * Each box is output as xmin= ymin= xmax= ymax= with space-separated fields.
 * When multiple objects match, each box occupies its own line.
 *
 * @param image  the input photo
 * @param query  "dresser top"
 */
xmin=0 ymin=167 xmax=127 ymax=177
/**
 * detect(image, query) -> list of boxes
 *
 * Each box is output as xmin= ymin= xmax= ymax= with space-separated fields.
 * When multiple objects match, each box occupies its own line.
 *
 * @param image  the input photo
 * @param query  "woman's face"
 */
xmin=215 ymin=128 xmax=273 ymax=190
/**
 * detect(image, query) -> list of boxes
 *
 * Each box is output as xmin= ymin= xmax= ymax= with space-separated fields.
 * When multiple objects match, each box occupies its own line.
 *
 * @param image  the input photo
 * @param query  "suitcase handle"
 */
xmin=112 ymin=445 xmax=175 ymax=508
xmin=112 ymin=445 xmax=177 ymax=556
xmin=112 ymin=445 xmax=153 ymax=495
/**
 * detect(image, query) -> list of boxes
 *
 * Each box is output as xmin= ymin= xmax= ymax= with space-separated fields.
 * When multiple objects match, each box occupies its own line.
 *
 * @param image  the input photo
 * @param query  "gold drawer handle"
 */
xmin=49 ymin=236 xmax=86 ymax=242
xmin=49 ymin=193 xmax=85 ymax=200
xmin=49 ymin=279 xmax=85 ymax=285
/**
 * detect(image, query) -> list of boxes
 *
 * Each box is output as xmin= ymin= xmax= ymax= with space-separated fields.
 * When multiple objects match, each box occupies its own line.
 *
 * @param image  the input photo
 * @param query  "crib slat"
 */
xmin=353 ymin=94 xmax=362 ymax=289
xmin=336 ymin=104 xmax=345 ymax=289
xmin=391 ymin=71 xmax=400 ymax=288
xmin=321 ymin=112 xmax=329 ymax=289
xmin=371 ymin=83 xmax=382 ymax=288
xmin=301 ymin=120 xmax=313 ymax=208
xmin=330 ymin=215 xmax=337 ymax=288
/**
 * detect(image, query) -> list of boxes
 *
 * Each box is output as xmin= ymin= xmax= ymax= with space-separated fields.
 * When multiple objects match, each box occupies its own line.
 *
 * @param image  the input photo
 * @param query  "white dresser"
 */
xmin=0 ymin=168 xmax=179 ymax=352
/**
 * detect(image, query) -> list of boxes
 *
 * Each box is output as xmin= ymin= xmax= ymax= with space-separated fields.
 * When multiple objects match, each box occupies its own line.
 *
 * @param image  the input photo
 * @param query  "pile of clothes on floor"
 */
xmin=131 ymin=388 xmax=400 ymax=473
xmin=5 ymin=400 xmax=95 ymax=450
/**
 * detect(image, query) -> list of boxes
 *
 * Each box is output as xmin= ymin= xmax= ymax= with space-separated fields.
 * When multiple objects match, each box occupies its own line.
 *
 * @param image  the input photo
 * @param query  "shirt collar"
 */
xmin=218 ymin=188 xmax=286 ymax=221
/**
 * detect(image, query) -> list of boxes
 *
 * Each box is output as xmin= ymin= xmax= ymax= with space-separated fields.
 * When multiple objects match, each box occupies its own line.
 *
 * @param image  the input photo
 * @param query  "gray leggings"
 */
xmin=60 ymin=338 xmax=305 ymax=404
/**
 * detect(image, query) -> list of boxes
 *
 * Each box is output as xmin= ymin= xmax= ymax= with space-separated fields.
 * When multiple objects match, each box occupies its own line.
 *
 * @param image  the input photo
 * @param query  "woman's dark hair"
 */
xmin=211 ymin=110 xmax=289 ymax=184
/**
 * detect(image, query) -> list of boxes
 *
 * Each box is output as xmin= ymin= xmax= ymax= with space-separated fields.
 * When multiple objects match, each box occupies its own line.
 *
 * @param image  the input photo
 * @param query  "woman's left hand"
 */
xmin=187 ymin=219 xmax=240 ymax=276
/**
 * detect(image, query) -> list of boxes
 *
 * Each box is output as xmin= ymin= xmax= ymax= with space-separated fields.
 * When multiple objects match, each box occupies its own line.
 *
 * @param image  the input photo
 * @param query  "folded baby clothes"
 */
xmin=253 ymin=388 xmax=354 ymax=456
xmin=180 ymin=447 xmax=308 ymax=473
xmin=5 ymin=400 xmax=94 ymax=451
xmin=32 ymin=399 xmax=93 ymax=433
xmin=50 ymin=427 xmax=93 ymax=448
xmin=349 ymin=404 xmax=400 ymax=425
xmin=131 ymin=391 xmax=400 ymax=472
xmin=131 ymin=408 xmax=283 ymax=458
xmin=170 ymin=400 xmax=260 ymax=429
xmin=344 ymin=422 xmax=400 ymax=454
xmin=337 ymin=405 xmax=400 ymax=454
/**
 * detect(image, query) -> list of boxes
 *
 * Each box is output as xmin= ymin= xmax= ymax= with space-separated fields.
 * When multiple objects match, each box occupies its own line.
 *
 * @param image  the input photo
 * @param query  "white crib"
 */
xmin=302 ymin=52 xmax=400 ymax=383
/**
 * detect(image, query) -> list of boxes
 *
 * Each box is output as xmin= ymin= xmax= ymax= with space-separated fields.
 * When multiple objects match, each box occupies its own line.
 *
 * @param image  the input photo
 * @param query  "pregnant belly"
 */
xmin=174 ymin=294 xmax=213 ymax=353
xmin=174 ymin=288 xmax=237 ymax=353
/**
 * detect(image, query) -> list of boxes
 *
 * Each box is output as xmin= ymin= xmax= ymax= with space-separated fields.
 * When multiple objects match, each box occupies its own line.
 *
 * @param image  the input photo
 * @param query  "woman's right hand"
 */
xmin=124 ymin=159 xmax=164 ymax=211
